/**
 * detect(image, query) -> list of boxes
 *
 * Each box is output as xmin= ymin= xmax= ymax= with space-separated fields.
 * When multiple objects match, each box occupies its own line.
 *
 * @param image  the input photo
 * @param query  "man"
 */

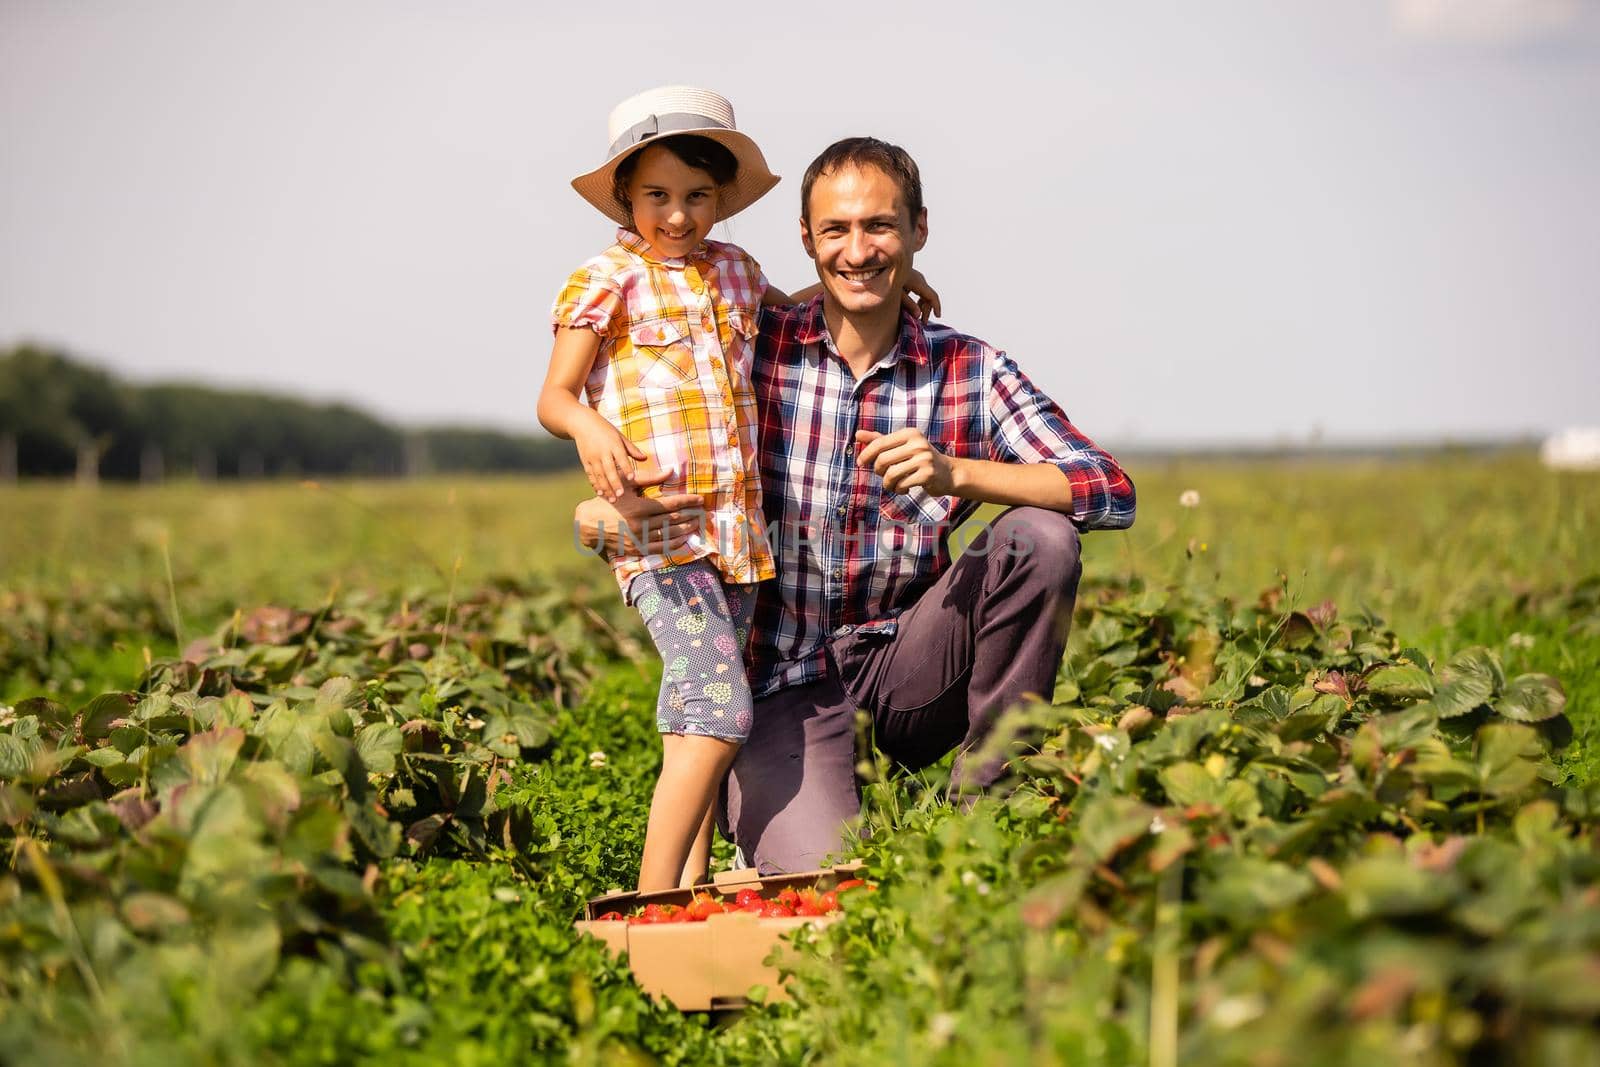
xmin=578 ymin=137 xmax=1135 ymax=873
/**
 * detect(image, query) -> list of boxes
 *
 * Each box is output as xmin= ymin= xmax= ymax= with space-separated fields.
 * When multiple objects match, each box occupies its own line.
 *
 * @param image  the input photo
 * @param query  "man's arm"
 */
xmin=855 ymin=429 xmax=1075 ymax=511
xmin=949 ymin=456 xmax=1076 ymax=511
xmin=854 ymin=349 xmax=1135 ymax=528
xmin=983 ymin=350 xmax=1135 ymax=529
xmin=571 ymin=469 xmax=706 ymax=557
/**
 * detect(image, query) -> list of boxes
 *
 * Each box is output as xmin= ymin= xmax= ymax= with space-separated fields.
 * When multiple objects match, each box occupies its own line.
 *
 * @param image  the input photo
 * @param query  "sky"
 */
xmin=2 ymin=0 xmax=1597 ymax=447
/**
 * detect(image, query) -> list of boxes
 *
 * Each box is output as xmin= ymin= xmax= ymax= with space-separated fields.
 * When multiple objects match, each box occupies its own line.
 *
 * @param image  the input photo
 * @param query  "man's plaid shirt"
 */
xmin=747 ymin=297 xmax=1137 ymax=698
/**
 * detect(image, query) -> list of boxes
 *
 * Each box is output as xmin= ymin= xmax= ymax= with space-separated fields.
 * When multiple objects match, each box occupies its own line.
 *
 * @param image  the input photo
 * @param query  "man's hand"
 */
xmin=855 ymin=429 xmax=959 ymax=496
xmin=573 ymin=464 xmax=705 ymax=558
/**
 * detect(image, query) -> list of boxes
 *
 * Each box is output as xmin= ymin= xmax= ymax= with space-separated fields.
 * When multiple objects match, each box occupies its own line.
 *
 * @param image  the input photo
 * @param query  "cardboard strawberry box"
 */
xmin=573 ymin=861 xmax=867 ymax=1011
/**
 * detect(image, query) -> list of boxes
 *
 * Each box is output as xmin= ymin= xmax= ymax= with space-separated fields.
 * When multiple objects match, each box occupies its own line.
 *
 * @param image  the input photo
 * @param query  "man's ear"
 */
xmin=912 ymin=208 xmax=929 ymax=253
xmin=799 ymin=217 xmax=817 ymax=259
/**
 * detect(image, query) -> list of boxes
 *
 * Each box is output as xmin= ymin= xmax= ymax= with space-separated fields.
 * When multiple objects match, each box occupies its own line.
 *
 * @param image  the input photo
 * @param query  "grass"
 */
xmin=0 ymin=473 xmax=611 ymax=625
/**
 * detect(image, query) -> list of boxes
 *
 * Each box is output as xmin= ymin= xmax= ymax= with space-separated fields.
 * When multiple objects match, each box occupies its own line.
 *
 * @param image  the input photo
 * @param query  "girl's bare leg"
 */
xmin=637 ymin=733 xmax=739 ymax=893
xmin=678 ymin=802 xmax=717 ymax=888
xmin=657 ymin=733 xmax=711 ymax=887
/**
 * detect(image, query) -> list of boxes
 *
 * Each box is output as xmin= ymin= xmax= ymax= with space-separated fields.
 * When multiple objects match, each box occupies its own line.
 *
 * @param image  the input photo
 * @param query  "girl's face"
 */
xmin=626 ymin=144 xmax=720 ymax=260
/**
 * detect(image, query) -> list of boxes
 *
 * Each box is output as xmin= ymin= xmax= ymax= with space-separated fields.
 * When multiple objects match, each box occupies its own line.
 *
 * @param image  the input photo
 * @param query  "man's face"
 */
xmin=801 ymin=163 xmax=928 ymax=320
xmin=625 ymin=144 xmax=719 ymax=260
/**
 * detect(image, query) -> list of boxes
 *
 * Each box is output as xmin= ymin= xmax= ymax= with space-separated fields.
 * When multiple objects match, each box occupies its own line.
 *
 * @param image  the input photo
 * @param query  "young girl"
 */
xmin=539 ymin=86 xmax=933 ymax=892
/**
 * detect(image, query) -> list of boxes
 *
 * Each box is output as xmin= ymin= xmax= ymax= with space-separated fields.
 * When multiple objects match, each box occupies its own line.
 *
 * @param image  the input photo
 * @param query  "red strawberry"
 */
xmin=818 ymin=891 xmax=839 ymax=913
xmin=760 ymin=902 xmax=796 ymax=918
xmin=834 ymin=878 xmax=866 ymax=893
xmin=734 ymin=888 xmax=764 ymax=908
xmin=686 ymin=894 xmax=725 ymax=921
xmin=595 ymin=911 xmax=625 ymax=922
xmin=776 ymin=888 xmax=801 ymax=908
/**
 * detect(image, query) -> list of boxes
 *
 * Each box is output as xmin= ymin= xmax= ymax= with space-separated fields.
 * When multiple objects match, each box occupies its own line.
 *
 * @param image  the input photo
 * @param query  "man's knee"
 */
xmin=988 ymin=507 xmax=1083 ymax=588
xmin=724 ymin=683 xmax=863 ymax=873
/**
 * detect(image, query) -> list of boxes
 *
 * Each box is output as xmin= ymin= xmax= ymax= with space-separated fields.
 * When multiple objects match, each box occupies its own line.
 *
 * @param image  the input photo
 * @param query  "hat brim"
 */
xmin=570 ymin=127 xmax=781 ymax=228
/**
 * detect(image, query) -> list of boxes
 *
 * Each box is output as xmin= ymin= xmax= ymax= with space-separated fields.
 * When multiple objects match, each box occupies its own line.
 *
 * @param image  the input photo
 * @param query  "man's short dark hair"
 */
xmin=800 ymin=137 xmax=923 ymax=227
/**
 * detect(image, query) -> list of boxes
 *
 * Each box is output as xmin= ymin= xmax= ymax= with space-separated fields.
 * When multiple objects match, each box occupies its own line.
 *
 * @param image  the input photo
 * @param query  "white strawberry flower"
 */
xmin=588 ymin=750 xmax=607 ymax=769
xmin=1179 ymin=489 xmax=1201 ymax=508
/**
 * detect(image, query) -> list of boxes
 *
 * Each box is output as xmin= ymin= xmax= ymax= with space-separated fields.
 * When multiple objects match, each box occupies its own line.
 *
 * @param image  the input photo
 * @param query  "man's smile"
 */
xmin=838 ymin=265 xmax=888 ymax=284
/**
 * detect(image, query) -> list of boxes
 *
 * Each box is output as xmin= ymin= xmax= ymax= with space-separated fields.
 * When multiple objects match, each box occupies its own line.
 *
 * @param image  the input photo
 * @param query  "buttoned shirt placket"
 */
xmin=643 ymin=246 xmax=745 ymax=516
xmin=684 ymin=259 xmax=736 ymax=494
xmin=820 ymin=331 xmax=905 ymax=643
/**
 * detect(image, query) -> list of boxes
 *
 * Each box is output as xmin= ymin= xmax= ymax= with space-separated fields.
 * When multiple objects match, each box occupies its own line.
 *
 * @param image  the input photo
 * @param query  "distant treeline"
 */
xmin=0 ymin=345 xmax=577 ymax=481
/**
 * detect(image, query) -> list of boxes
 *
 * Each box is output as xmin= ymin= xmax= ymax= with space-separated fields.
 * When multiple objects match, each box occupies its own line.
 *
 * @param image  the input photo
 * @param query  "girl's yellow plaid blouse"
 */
xmin=551 ymin=229 xmax=775 ymax=601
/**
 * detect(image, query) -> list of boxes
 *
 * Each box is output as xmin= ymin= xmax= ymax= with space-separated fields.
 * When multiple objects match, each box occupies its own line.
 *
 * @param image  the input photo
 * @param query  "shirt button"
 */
xmin=832 ymin=567 xmax=843 ymax=579
xmin=836 ymin=505 xmax=846 ymax=517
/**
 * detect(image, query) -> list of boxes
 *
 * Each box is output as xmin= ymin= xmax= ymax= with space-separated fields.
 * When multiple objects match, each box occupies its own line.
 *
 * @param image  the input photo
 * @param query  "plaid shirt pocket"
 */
xmin=878 ymin=430 xmax=959 ymax=526
xmin=881 ymin=486 xmax=955 ymax=526
xmin=628 ymin=312 xmax=697 ymax=387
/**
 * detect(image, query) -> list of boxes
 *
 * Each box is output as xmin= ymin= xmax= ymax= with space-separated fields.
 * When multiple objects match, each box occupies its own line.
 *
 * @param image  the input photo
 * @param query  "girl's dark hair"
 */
xmin=612 ymin=135 xmax=740 ymax=218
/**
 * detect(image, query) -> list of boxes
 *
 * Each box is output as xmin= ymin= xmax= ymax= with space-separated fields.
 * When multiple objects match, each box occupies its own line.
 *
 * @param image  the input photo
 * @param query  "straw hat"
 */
xmin=571 ymin=86 xmax=780 ymax=227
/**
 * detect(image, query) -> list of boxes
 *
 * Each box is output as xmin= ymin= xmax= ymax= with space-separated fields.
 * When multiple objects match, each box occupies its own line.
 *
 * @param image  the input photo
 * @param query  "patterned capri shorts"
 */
xmin=628 ymin=560 xmax=757 ymax=742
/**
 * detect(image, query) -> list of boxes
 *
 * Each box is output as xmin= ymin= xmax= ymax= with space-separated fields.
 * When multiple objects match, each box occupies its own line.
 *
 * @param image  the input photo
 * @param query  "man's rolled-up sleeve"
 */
xmin=987 ymin=350 xmax=1137 ymax=530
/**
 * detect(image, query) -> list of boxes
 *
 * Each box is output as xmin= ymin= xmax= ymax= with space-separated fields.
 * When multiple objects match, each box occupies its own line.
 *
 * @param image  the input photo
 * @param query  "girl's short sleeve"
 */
xmin=752 ymin=256 xmax=772 ymax=303
xmin=704 ymin=240 xmax=768 ymax=307
xmin=738 ymin=248 xmax=770 ymax=302
xmin=551 ymin=265 xmax=625 ymax=336
xmin=735 ymin=247 xmax=770 ymax=307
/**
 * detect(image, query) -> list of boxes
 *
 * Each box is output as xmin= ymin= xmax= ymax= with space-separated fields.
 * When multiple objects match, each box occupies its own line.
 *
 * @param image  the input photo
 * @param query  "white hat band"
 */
xmin=606 ymin=111 xmax=733 ymax=160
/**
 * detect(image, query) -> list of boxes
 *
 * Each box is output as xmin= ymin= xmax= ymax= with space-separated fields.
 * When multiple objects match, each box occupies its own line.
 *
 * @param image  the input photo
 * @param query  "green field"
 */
xmin=2 ymin=457 xmax=1598 ymax=1065
xmin=7 ymin=456 xmax=1594 ymax=642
